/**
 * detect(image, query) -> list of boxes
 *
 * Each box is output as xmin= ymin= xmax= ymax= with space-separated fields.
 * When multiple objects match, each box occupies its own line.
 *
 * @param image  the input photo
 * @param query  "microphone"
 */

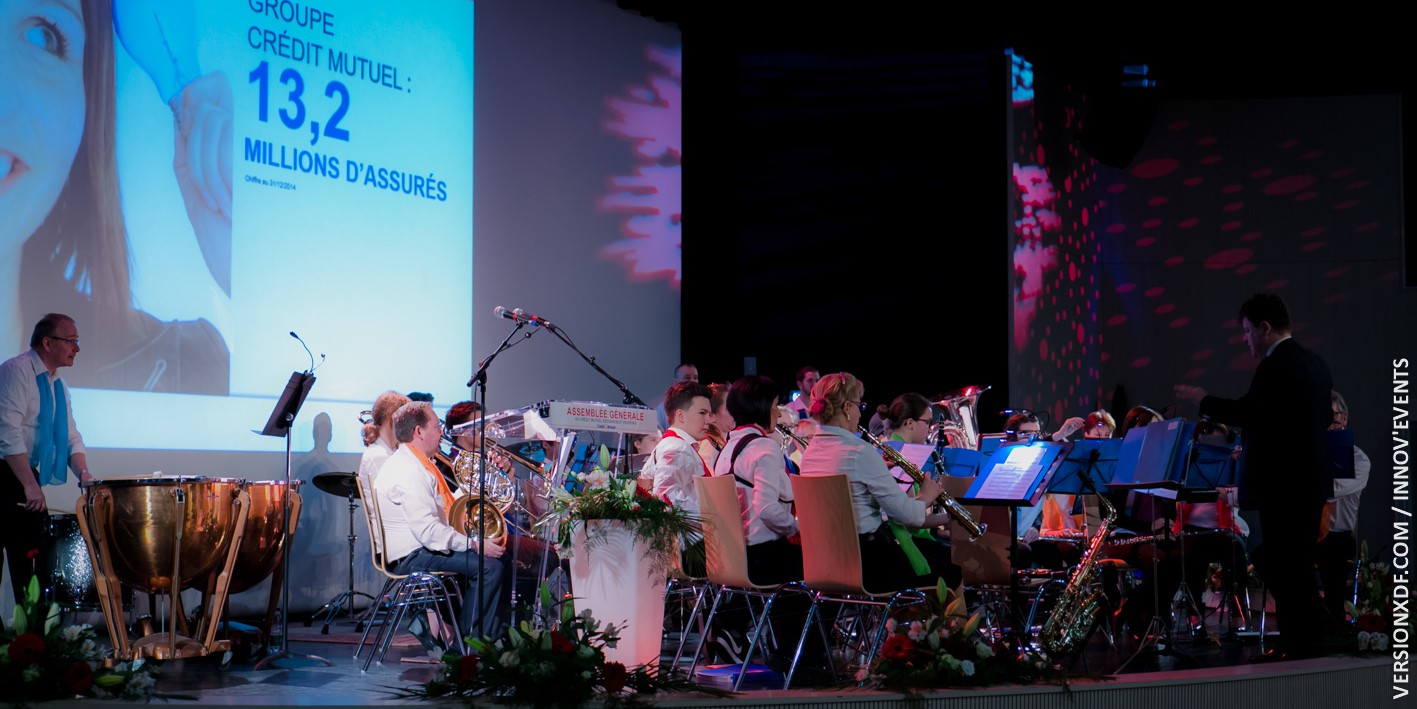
xmin=492 ymin=306 xmax=554 ymax=328
xmin=290 ymin=331 xmax=315 ymax=374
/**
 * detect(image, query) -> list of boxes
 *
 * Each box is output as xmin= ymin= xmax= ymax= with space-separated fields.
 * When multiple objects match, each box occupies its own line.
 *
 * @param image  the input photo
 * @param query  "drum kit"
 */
xmin=70 ymin=475 xmax=302 ymax=661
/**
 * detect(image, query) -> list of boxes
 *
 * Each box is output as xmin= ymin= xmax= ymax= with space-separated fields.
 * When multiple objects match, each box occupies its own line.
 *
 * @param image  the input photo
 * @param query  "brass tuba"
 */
xmin=927 ymin=385 xmax=990 ymax=450
xmin=859 ymin=426 xmax=987 ymax=541
xmin=1039 ymin=488 xmax=1117 ymax=657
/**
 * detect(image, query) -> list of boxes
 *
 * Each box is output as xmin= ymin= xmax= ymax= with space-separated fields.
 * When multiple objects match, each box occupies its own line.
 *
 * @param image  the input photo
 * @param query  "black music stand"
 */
xmin=254 ymin=371 xmax=332 ymax=669
xmin=960 ymin=439 xmax=1065 ymax=652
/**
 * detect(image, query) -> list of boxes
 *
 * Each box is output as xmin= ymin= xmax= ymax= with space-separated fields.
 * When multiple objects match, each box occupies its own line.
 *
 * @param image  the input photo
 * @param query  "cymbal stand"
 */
xmin=309 ymin=488 xmax=377 ymax=633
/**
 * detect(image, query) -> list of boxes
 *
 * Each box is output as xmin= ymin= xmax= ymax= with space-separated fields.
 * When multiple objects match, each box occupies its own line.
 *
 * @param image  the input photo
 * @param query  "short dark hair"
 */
xmin=1238 ymin=292 xmax=1291 ymax=332
xmin=30 ymin=313 xmax=75 ymax=349
xmin=795 ymin=365 xmax=819 ymax=386
xmin=445 ymin=401 xmax=481 ymax=428
xmin=1004 ymin=411 xmax=1039 ymax=432
xmin=664 ymin=381 xmax=712 ymax=420
xmin=674 ymin=362 xmax=696 ymax=376
xmin=887 ymin=393 xmax=932 ymax=428
xmin=407 ymin=391 xmax=435 ymax=404
xmin=393 ymin=401 xmax=435 ymax=444
xmin=727 ymin=376 xmax=779 ymax=429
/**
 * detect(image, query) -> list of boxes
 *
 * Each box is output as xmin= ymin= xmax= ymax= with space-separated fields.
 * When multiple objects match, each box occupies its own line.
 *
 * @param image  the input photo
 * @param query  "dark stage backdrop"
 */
xmin=1092 ymin=95 xmax=1413 ymax=554
xmin=1005 ymin=63 xmax=1412 ymax=555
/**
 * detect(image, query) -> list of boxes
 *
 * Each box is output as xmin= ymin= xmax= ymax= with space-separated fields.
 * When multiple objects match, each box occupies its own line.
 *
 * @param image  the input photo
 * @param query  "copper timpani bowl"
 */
xmin=81 ymin=476 xmax=245 ymax=594
xmin=226 ymin=479 xmax=301 ymax=594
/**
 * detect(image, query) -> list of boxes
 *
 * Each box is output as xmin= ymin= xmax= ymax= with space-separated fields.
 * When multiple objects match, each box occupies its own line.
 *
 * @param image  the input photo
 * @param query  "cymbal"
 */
xmin=312 ymin=472 xmax=359 ymax=498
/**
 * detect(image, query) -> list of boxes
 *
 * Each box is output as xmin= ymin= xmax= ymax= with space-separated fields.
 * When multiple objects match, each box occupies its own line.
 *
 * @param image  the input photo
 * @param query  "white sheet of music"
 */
xmin=977 ymin=444 xmax=1045 ymax=500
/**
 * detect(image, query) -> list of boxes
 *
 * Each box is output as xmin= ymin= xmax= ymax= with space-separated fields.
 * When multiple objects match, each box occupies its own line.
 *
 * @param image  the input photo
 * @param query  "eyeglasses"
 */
xmin=906 ymin=417 xmax=932 ymax=426
xmin=845 ymin=400 xmax=867 ymax=412
xmin=48 ymin=336 xmax=80 ymax=347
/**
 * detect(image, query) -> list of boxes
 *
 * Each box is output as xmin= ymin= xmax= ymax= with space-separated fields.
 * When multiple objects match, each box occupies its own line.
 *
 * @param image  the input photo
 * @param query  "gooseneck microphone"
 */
xmin=290 ymin=331 xmax=316 ymax=374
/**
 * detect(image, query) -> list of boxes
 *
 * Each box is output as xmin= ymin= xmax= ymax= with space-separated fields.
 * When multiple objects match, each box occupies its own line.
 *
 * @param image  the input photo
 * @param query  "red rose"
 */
xmin=25 ymin=548 xmax=39 ymax=561
xmin=8 ymin=633 xmax=46 ymax=667
xmin=66 ymin=661 xmax=94 ymax=694
xmin=600 ymin=661 xmax=628 ymax=693
xmin=880 ymin=634 xmax=916 ymax=662
xmin=550 ymin=631 xmax=576 ymax=655
xmin=633 ymin=483 xmax=653 ymax=500
xmin=456 ymin=654 xmax=480 ymax=684
xmin=1357 ymin=614 xmax=1387 ymax=632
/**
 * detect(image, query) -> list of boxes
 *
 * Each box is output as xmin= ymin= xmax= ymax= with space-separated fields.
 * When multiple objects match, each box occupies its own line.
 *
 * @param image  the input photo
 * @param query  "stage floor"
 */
xmin=35 ymin=610 xmax=1393 ymax=708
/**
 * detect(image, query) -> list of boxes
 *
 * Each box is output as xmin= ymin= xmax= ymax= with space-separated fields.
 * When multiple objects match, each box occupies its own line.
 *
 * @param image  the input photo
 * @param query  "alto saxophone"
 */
xmin=858 ymin=426 xmax=987 ymax=541
xmin=1039 ymin=488 xmax=1117 ymax=657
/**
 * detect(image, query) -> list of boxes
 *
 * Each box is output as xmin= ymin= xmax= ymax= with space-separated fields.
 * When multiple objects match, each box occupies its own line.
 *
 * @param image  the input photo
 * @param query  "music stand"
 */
xmin=254 ymin=371 xmax=331 ymax=669
xmin=960 ymin=440 xmax=1066 ymax=651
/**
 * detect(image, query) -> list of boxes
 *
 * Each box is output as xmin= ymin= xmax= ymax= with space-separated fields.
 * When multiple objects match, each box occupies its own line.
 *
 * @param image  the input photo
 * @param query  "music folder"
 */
xmin=1045 ymin=439 xmax=1122 ymax=495
xmin=258 ymin=372 xmax=315 ymax=437
xmin=1328 ymin=428 xmax=1356 ymax=480
xmin=1108 ymin=418 xmax=1187 ymax=490
xmin=961 ymin=440 xmax=1064 ymax=506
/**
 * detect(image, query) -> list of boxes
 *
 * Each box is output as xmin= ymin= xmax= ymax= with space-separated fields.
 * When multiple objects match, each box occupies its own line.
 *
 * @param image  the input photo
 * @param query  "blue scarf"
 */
xmin=33 ymin=372 xmax=70 ymax=485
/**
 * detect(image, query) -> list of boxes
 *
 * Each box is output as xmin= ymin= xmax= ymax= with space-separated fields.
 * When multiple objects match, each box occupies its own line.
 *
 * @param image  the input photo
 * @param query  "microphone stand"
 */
xmin=465 ymin=321 xmax=532 ymax=640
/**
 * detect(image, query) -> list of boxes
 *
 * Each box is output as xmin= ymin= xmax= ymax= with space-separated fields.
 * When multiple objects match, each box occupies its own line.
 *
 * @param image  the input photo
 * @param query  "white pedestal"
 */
xmin=568 ymin=520 xmax=667 ymax=667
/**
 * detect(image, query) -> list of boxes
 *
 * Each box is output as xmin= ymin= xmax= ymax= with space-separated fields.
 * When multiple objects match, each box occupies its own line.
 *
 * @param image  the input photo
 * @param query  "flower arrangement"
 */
xmin=0 ymin=573 xmax=160 ymax=702
xmin=535 ymin=446 xmax=700 ymax=575
xmin=396 ymin=585 xmax=727 ymax=707
xmin=860 ymin=580 xmax=1062 ymax=691
xmin=1348 ymin=541 xmax=1396 ymax=652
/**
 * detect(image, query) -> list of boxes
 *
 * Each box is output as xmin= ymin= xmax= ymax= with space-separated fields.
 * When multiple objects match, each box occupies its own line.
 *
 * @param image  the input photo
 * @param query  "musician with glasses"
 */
xmin=373 ymin=401 xmax=508 ymax=641
xmin=799 ymin=372 xmax=961 ymax=591
xmin=0 ymin=313 xmax=95 ymax=611
xmin=881 ymin=393 xmax=934 ymax=492
xmin=358 ymin=391 xmax=410 ymax=493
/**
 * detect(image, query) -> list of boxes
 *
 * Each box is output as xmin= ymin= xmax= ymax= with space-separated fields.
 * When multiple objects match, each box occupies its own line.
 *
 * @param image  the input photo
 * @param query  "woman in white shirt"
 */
xmin=798 ymin=372 xmax=960 ymax=592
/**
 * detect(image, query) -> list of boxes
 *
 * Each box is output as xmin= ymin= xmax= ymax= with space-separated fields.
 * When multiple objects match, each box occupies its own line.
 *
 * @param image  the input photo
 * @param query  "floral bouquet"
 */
xmin=0 ymin=572 xmax=160 ymax=701
xmin=534 ymin=445 xmax=700 ymax=576
xmin=861 ymin=579 xmax=1062 ymax=691
xmin=1349 ymin=541 xmax=1396 ymax=652
xmin=396 ymin=585 xmax=727 ymax=707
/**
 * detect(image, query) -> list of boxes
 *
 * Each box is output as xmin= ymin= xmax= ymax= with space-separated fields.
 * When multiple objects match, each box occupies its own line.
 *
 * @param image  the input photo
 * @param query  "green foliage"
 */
xmin=534 ymin=472 xmax=699 ymax=576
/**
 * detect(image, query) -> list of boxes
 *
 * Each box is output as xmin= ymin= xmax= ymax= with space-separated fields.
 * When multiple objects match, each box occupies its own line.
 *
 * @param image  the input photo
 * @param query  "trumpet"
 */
xmin=858 ymin=426 xmax=987 ymax=541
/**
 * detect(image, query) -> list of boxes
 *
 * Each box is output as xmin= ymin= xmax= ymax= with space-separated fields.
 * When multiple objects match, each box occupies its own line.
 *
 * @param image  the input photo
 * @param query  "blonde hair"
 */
xmin=808 ymin=372 xmax=862 ymax=424
xmin=362 ymin=390 xmax=410 ymax=446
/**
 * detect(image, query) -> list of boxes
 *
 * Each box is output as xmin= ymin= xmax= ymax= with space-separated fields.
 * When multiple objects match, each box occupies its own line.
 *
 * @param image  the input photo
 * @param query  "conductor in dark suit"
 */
xmin=1175 ymin=293 xmax=1333 ymax=660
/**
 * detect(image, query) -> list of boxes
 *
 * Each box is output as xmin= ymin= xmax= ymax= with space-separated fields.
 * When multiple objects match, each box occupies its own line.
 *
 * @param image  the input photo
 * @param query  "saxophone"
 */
xmin=858 ymin=426 xmax=987 ymax=541
xmin=1039 ymin=490 xmax=1117 ymax=657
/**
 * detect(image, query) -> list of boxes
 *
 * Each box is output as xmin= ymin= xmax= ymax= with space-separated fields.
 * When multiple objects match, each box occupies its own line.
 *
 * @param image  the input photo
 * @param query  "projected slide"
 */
xmin=6 ymin=0 xmax=473 ymax=451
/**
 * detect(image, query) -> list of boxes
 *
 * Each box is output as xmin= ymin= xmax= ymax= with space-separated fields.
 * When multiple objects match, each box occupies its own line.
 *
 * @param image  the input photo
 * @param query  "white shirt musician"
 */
xmin=646 ymin=382 xmax=714 ymax=514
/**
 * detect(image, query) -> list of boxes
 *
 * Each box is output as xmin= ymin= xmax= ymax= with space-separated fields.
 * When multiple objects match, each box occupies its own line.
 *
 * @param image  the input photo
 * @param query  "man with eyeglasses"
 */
xmin=373 ymin=401 xmax=509 ymax=647
xmin=0 ymin=313 xmax=94 ymax=614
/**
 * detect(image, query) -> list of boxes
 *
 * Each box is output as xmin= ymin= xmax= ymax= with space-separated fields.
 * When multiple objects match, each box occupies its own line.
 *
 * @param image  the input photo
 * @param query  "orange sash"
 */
xmin=408 ymin=446 xmax=457 ymax=518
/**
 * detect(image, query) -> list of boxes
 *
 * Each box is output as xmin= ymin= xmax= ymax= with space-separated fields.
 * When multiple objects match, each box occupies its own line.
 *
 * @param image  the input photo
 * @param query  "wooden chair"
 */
xmin=787 ymin=474 xmax=929 ymax=687
xmin=353 ymin=476 xmax=464 ymax=672
xmin=691 ymin=476 xmax=802 ymax=689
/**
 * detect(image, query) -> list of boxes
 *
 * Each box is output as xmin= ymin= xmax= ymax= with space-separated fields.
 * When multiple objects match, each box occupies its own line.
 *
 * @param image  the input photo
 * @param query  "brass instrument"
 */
xmin=858 ymin=426 xmax=987 ymax=541
xmin=927 ymin=385 xmax=991 ymax=450
xmin=1040 ymin=488 xmax=1117 ymax=658
xmin=775 ymin=423 xmax=811 ymax=450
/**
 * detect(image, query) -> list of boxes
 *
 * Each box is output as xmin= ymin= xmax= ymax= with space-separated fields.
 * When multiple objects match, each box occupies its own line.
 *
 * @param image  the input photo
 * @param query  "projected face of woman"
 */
xmin=0 ymin=0 xmax=87 ymax=254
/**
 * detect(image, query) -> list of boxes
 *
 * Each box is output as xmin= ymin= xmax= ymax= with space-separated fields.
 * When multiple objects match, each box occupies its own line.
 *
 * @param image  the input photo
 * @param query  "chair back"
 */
xmin=694 ymin=475 xmax=759 ymax=588
xmin=358 ymin=476 xmax=405 ymax=581
xmin=790 ymin=474 xmax=869 ymax=595
xmin=941 ymin=476 xmax=1012 ymax=585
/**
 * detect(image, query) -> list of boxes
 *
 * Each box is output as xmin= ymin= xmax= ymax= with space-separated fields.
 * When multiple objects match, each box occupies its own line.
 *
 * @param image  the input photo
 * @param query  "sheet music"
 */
xmin=977 ymin=444 xmax=1045 ymax=499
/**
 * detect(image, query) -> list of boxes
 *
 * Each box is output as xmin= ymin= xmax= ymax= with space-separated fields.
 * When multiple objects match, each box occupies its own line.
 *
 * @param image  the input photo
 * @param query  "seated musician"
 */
xmin=698 ymin=383 xmax=733 ymax=470
xmin=1040 ymin=409 xmax=1114 ymax=537
xmin=715 ymin=375 xmax=801 ymax=584
xmin=439 ymin=401 xmax=513 ymax=496
xmin=357 ymin=391 xmax=409 ymax=491
xmin=798 ymin=372 xmax=961 ymax=591
xmin=373 ymin=401 xmax=508 ymax=641
xmin=882 ymin=393 xmax=934 ymax=492
xmin=1317 ymin=389 xmax=1369 ymax=621
xmin=647 ymin=381 xmax=715 ymax=514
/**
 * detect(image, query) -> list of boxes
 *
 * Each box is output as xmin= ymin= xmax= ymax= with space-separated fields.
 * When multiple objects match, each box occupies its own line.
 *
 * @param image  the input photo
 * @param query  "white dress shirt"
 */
xmin=799 ymin=424 xmax=926 ymax=534
xmin=1329 ymin=445 xmax=1370 ymax=533
xmin=372 ymin=445 xmax=478 ymax=563
xmin=647 ymin=426 xmax=709 ymax=514
xmin=714 ymin=426 xmax=797 ymax=545
xmin=0 ymin=349 xmax=85 ymax=468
